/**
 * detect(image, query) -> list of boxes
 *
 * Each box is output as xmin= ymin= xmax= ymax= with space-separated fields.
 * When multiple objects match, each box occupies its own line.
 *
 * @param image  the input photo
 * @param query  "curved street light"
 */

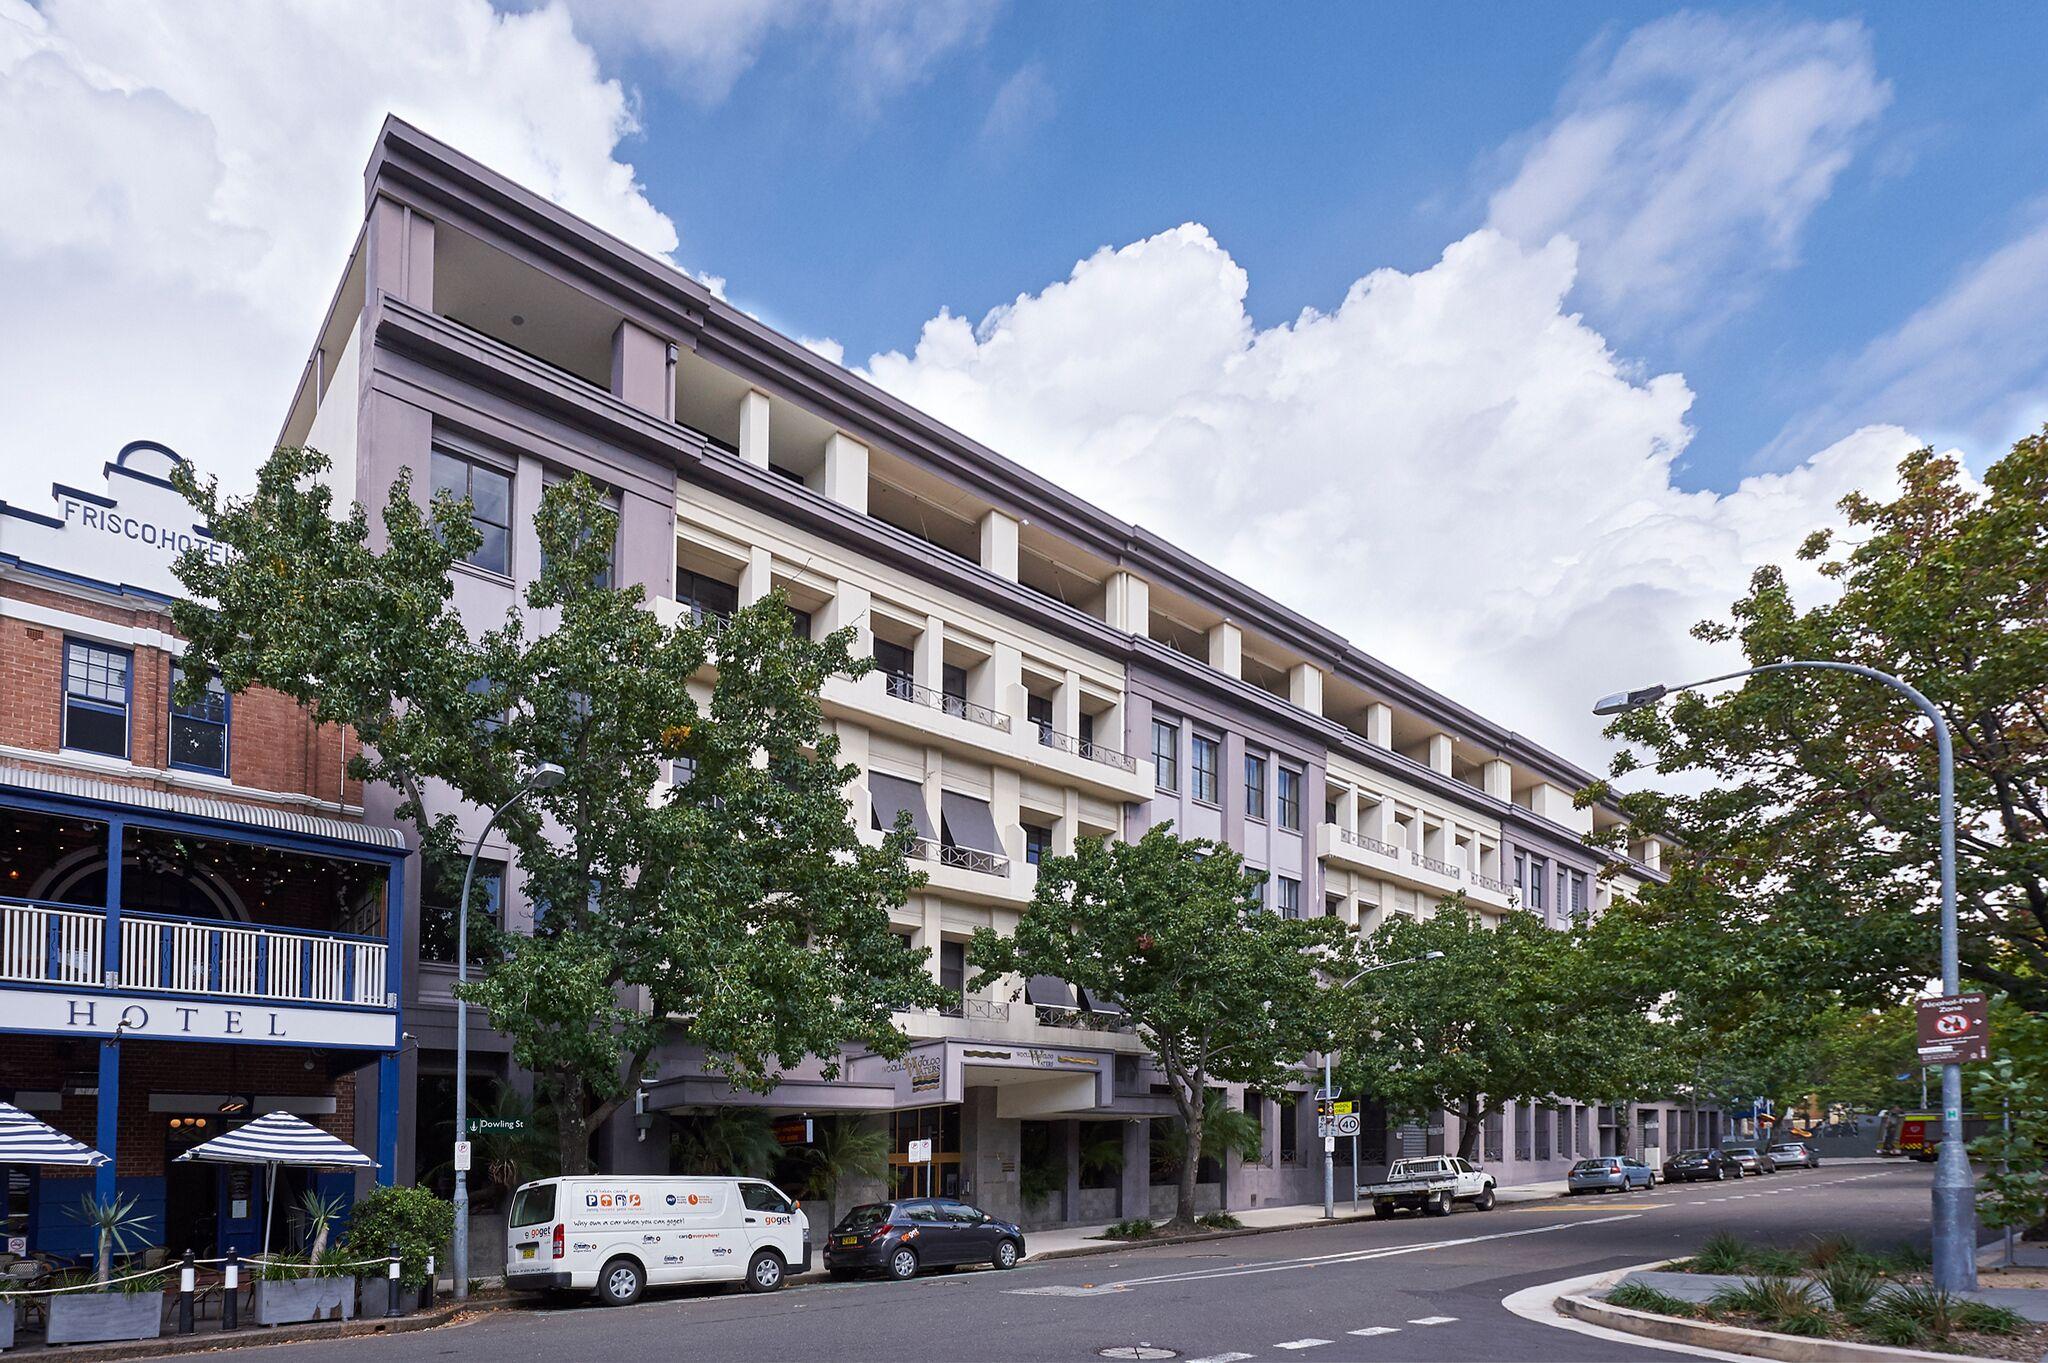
xmin=453 ymin=762 xmax=565 ymax=1302
xmin=1322 ymin=950 xmax=1445 ymax=1219
xmin=1595 ymin=661 xmax=1973 ymax=1292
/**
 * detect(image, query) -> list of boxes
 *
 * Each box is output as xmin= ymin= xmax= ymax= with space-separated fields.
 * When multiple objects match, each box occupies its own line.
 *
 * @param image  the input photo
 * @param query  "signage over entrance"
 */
xmin=3 ymin=987 xmax=399 ymax=1051
xmin=1916 ymin=992 xmax=1988 ymax=1065
xmin=0 ymin=441 xmax=230 ymax=599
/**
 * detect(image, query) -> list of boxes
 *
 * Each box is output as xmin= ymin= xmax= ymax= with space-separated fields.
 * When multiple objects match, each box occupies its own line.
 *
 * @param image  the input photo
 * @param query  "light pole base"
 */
xmin=1931 ymin=1140 xmax=1979 ymax=1294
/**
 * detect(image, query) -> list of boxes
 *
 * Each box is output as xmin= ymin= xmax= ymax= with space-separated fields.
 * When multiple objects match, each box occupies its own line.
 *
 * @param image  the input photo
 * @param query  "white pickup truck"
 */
xmin=1359 ymin=1156 xmax=1498 ymax=1216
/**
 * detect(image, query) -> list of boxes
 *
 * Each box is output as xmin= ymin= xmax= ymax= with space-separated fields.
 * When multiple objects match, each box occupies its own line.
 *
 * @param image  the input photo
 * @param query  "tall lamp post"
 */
xmin=1595 ymin=661 xmax=1974 ymax=1291
xmin=1323 ymin=950 xmax=1445 ymax=1219
xmin=452 ymin=762 xmax=565 ymax=1302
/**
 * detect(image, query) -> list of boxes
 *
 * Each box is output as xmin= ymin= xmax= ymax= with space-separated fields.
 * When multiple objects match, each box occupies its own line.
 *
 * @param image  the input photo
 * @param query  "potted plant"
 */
xmin=45 ymin=1194 xmax=164 ymax=1344
xmin=253 ymin=1249 xmax=355 ymax=1326
xmin=345 ymin=1186 xmax=453 ymax=1316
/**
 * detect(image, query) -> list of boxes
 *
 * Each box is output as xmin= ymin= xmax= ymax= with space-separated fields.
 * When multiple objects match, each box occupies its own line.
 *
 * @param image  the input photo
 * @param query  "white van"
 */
xmin=504 ymin=1175 xmax=811 ymax=1305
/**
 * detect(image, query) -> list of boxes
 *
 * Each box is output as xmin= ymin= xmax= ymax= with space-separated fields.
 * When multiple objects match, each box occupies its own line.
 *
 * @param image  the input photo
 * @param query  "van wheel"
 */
xmin=599 ymin=1257 xmax=644 ymax=1307
xmin=993 ymin=1239 xmax=1021 ymax=1270
xmin=887 ymin=1246 xmax=920 ymax=1280
xmin=746 ymin=1250 xmax=785 ymax=1293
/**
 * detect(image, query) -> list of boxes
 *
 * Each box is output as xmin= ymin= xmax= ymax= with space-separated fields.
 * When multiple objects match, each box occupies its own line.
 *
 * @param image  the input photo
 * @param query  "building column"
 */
xmin=1482 ymin=758 xmax=1512 ymax=801
xmin=1057 ymin=669 xmax=1083 ymax=742
xmin=1426 ymin=733 xmax=1454 ymax=776
xmin=826 ymin=579 xmax=873 ymax=660
xmin=610 ymin=319 xmax=671 ymax=417
xmin=1364 ymin=702 xmax=1392 ymax=749
xmin=367 ymin=196 xmax=434 ymax=309
xmin=1119 ymin=1118 xmax=1150 ymax=1220
xmin=739 ymin=545 xmax=775 ymax=606
xmin=1103 ymin=570 xmax=1149 ymax=634
xmin=1062 ymin=1120 xmax=1082 ymax=1225
xmin=1288 ymin=663 xmax=1323 ymax=715
xmin=1206 ymin=621 xmax=1242 ymax=678
xmin=979 ymin=509 xmax=1019 ymax=581
xmin=102 ymin=818 xmax=124 ymax=986
xmin=95 ymin=1040 xmax=119 ymax=1201
xmin=914 ymin=616 xmax=946 ymax=695
xmin=376 ymin=1052 xmax=400 ymax=1185
xmin=823 ymin=433 xmax=868 ymax=513
xmin=738 ymin=389 xmax=771 ymax=468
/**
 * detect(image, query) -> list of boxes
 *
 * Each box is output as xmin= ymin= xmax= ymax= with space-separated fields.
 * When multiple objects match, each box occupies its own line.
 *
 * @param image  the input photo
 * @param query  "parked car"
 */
xmin=1662 ymin=1148 xmax=1745 ymax=1183
xmin=504 ymin=1175 xmax=810 ymax=1306
xmin=1360 ymin=1156 xmax=1498 ymax=1216
xmin=823 ymin=1198 xmax=1026 ymax=1280
xmin=1722 ymin=1145 xmax=1778 ymax=1175
xmin=1565 ymin=1156 xmax=1655 ymax=1194
xmin=1767 ymin=1141 xmax=1821 ymax=1169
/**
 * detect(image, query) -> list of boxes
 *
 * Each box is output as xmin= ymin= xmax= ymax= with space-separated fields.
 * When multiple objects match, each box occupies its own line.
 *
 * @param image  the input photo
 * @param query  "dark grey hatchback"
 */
xmin=824 ymin=1198 xmax=1026 ymax=1280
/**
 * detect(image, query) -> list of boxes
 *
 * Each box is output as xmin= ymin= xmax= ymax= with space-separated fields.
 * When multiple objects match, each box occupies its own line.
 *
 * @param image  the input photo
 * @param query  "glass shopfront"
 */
xmin=888 ymin=1105 xmax=962 ymax=1199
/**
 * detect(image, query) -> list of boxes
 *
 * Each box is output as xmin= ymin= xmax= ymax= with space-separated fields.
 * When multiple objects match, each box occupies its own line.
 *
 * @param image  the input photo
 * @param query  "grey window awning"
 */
xmin=939 ymin=791 xmax=1002 ymax=854
xmin=1027 ymin=974 xmax=1078 ymax=1008
xmin=1078 ymin=987 xmax=1125 ymax=1016
xmin=868 ymin=772 xmax=936 ymax=840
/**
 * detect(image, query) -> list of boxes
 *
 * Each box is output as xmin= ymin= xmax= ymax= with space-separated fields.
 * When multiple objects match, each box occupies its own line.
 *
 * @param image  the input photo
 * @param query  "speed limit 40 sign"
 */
xmin=1917 ymin=993 xmax=1988 ymax=1064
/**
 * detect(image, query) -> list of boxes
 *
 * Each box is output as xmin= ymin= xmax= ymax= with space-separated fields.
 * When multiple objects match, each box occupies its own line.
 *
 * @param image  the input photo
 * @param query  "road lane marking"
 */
xmin=1348 ymin=1327 xmax=1400 ymax=1336
xmin=1187 ymin=1354 xmax=1254 ymax=1362
xmin=1408 ymin=1315 xmax=1458 ymax=1325
xmin=1273 ymin=1340 xmax=1332 ymax=1350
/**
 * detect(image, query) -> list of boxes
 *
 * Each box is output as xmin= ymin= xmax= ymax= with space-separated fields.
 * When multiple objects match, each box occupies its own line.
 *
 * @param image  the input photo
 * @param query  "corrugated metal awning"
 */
xmin=939 ymin=791 xmax=1001 ymax=854
xmin=0 ymin=763 xmax=406 ymax=852
xmin=868 ymin=772 xmax=935 ymax=840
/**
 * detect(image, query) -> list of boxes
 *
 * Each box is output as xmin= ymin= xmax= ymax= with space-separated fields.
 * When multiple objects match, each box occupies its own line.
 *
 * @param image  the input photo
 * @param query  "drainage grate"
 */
xmin=1097 ymin=1348 xmax=1178 ymax=1360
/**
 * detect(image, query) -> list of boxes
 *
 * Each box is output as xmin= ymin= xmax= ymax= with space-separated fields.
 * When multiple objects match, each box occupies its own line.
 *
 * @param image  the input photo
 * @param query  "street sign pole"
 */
xmin=1322 ymin=1050 xmax=1335 ymax=1220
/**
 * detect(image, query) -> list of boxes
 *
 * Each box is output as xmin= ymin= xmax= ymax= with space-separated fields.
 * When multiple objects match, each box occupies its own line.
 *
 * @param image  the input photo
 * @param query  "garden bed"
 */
xmin=1092 ymin=1213 xmax=1244 ymax=1241
xmin=1606 ymin=1234 xmax=2048 ymax=1358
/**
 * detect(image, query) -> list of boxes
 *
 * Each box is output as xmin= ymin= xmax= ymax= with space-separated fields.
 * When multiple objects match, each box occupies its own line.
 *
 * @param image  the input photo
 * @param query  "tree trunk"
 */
xmin=1456 ymin=1097 xmax=1484 ymax=1161
xmin=1175 ymin=1101 xmax=1202 ymax=1231
xmin=555 ymin=1071 xmax=592 ymax=1176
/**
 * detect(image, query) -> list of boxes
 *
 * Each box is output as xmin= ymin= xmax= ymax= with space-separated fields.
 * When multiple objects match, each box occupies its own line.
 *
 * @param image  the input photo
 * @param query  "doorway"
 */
xmin=163 ymin=1119 xmax=222 ymax=1257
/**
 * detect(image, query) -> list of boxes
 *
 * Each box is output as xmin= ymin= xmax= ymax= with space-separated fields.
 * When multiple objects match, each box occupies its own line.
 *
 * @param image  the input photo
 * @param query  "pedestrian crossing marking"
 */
xmin=1273 ymin=1340 xmax=1333 ymax=1350
xmin=1187 ymin=1355 xmax=1254 ymax=1363
xmin=1408 ymin=1315 xmax=1459 ymax=1325
xmin=1348 ymin=1326 xmax=1401 ymax=1336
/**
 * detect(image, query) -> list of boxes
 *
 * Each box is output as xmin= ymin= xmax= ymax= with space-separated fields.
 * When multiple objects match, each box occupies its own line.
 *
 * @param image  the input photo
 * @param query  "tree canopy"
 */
xmin=172 ymin=446 xmax=946 ymax=1172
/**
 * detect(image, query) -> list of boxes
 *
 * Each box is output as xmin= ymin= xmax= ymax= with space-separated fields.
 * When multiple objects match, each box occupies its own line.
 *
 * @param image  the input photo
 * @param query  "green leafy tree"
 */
xmin=170 ymin=446 xmax=946 ymax=1173
xmin=1968 ymin=1006 xmax=2048 ymax=1232
xmin=967 ymin=824 xmax=1350 ymax=1230
xmin=1339 ymin=900 xmax=1670 ymax=1160
xmin=1590 ymin=434 xmax=2048 ymax=1010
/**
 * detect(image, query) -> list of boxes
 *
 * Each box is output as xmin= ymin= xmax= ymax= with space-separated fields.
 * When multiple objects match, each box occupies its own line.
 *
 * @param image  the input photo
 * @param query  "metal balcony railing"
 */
xmin=1338 ymin=827 xmax=1401 ymax=859
xmin=0 ymin=898 xmax=390 ymax=1008
xmin=1411 ymin=850 xmax=1464 ymax=880
xmin=1033 ymin=723 xmax=1139 ymax=773
xmin=882 ymin=673 xmax=1011 ymax=732
xmin=908 ymin=838 xmax=1012 ymax=878
xmin=1472 ymin=872 xmax=1512 ymax=895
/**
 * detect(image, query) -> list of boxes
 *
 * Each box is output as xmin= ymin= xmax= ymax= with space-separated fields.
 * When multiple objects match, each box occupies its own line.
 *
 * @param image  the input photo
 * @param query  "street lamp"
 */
xmin=1322 ymin=950 xmax=1445 ymax=1219
xmin=452 ymin=762 xmax=565 ymax=1302
xmin=1596 ymin=661 xmax=1974 ymax=1292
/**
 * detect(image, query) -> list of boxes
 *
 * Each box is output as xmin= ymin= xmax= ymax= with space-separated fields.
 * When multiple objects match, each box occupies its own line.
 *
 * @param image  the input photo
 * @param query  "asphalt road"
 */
xmin=240 ymin=1164 xmax=1944 ymax=1363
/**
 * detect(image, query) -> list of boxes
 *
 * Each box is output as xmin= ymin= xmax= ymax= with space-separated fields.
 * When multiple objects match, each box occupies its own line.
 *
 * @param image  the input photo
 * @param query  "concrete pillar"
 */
xmin=1364 ymin=702 xmax=1392 ymax=748
xmin=1120 ymin=1117 xmax=1151 ymax=1220
xmin=914 ymin=616 xmax=946 ymax=694
xmin=1063 ymin=1121 xmax=1082 ymax=1225
xmin=988 ymin=642 xmax=1024 ymax=727
xmin=1057 ymin=669 xmax=1083 ymax=741
xmin=1426 ymin=733 xmax=1454 ymax=776
xmin=1207 ymin=621 xmax=1242 ymax=678
xmin=610 ymin=319 xmax=670 ymax=417
xmin=738 ymin=389 xmax=771 ymax=468
xmin=366 ymin=195 xmax=434 ymax=308
xmin=1104 ymin=570 xmax=1150 ymax=634
xmin=826 ymin=579 xmax=873 ymax=659
xmin=738 ymin=545 xmax=774 ymax=606
xmin=1058 ymin=789 xmax=1080 ymax=855
xmin=1483 ymin=758 xmax=1512 ymax=801
xmin=1641 ymin=838 xmax=1663 ymax=872
xmin=1288 ymin=662 xmax=1323 ymax=715
xmin=979 ymin=509 xmax=1019 ymax=581
xmin=1337 ymin=784 xmax=1359 ymax=834
xmin=824 ymin=432 xmax=868 ymax=513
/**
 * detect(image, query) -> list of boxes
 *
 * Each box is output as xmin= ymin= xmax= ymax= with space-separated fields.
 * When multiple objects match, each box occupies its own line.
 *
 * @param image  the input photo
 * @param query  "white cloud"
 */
xmin=0 ymin=0 xmax=676 ymax=509
xmin=1487 ymin=11 xmax=1889 ymax=330
xmin=552 ymin=0 xmax=999 ymax=108
xmin=861 ymin=223 xmax=1918 ymax=770
xmin=979 ymin=62 xmax=1054 ymax=149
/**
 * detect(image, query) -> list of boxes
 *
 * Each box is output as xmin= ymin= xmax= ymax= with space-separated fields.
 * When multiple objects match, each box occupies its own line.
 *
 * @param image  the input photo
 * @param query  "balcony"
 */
xmin=883 ymin=674 xmax=1011 ymax=732
xmin=1030 ymin=723 xmax=1138 ymax=774
xmin=909 ymin=837 xmax=1013 ymax=878
xmin=1 ymin=899 xmax=389 ymax=1008
xmin=1411 ymin=850 xmax=1463 ymax=880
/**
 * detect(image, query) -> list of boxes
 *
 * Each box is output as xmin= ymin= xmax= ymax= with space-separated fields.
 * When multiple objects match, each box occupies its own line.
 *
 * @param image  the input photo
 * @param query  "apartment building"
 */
xmin=0 ymin=443 xmax=407 ymax=1261
xmin=275 ymin=117 xmax=1685 ymax=1233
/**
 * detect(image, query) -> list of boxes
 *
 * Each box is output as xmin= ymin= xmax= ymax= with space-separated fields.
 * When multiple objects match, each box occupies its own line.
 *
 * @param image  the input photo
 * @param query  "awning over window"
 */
xmin=1027 ymin=974 xmax=1078 ymax=1008
xmin=939 ymin=791 xmax=1002 ymax=854
xmin=868 ymin=772 xmax=935 ymax=840
xmin=1078 ymin=987 xmax=1125 ymax=1017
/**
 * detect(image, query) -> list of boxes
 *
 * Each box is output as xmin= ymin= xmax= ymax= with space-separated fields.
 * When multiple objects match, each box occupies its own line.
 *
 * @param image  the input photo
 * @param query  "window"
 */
xmin=671 ymin=756 xmax=698 ymax=788
xmin=785 ymin=606 xmax=813 ymax=641
xmin=1023 ymin=823 xmax=1052 ymax=866
xmin=678 ymin=569 xmax=739 ymax=629
xmin=1276 ymin=766 xmax=1302 ymax=831
xmin=1246 ymin=873 xmax=1268 ymax=910
xmin=167 ymin=664 xmax=228 ymax=776
xmin=740 ymin=1183 xmax=794 ymax=1214
xmin=419 ymin=853 xmax=505 ymax=965
xmin=466 ymin=675 xmax=507 ymax=734
xmin=874 ymin=640 xmax=914 ymax=700
xmin=62 ymin=639 xmax=131 ymax=758
xmin=939 ymin=940 xmax=966 ymax=993
xmin=1567 ymin=871 xmax=1589 ymax=921
xmin=1280 ymin=1098 xmax=1300 ymax=1164
xmin=1515 ymin=852 xmax=1549 ymax=913
xmin=1242 ymin=1091 xmax=1265 ymax=1163
xmin=1244 ymin=753 xmax=1268 ymax=822
xmin=1152 ymin=719 xmax=1179 ymax=792
xmin=1190 ymin=735 xmax=1220 ymax=805
xmin=431 ymin=450 xmax=512 ymax=575
xmin=941 ymin=663 xmax=968 ymax=717
xmin=1028 ymin=694 xmax=1054 ymax=742
xmin=1276 ymin=875 xmax=1301 ymax=919
xmin=539 ymin=474 xmax=619 ymax=587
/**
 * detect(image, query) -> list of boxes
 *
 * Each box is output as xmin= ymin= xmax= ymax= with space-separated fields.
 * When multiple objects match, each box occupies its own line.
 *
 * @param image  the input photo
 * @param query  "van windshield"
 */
xmin=509 ymin=1184 xmax=556 ymax=1229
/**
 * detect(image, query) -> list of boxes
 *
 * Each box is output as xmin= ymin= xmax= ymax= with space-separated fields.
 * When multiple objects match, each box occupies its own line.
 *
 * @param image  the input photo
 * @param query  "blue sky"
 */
xmin=4 ymin=0 xmax=2044 ymax=763
xmin=602 ymin=1 xmax=2048 ymax=494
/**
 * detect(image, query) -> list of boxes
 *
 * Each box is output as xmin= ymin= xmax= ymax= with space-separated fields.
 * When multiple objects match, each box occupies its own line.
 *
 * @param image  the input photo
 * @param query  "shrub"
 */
xmin=1878 ymin=1242 xmax=1933 ymax=1273
xmin=342 ymin=1185 xmax=454 ymax=1290
xmin=1691 ymin=1231 xmax=1749 ymax=1275
xmin=1608 ymin=1282 xmax=1697 ymax=1317
xmin=1802 ymin=1233 xmax=1861 ymax=1270
xmin=1747 ymin=1246 xmax=1806 ymax=1277
xmin=1954 ymin=1299 xmax=2026 ymax=1337
xmin=1710 ymin=1277 xmax=1832 ymax=1336
xmin=1103 ymin=1218 xmax=1156 ymax=1240
xmin=1195 ymin=1212 xmax=1243 ymax=1230
xmin=1866 ymin=1285 xmax=1980 ymax=1342
xmin=1815 ymin=1260 xmax=1881 ymax=1317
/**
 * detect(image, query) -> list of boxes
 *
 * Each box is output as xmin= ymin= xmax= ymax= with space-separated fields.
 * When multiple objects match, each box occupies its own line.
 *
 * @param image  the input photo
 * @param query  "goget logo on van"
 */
xmin=583 ymin=1190 xmax=644 ymax=1209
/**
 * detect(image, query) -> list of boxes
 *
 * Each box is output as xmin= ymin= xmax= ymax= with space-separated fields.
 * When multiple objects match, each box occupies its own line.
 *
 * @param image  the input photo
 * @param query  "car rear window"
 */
xmin=1571 ymin=1159 xmax=1615 ymax=1172
xmin=1768 ymin=1144 xmax=1799 ymax=1153
xmin=835 ymin=1203 xmax=892 ymax=1232
xmin=509 ymin=1184 xmax=556 ymax=1228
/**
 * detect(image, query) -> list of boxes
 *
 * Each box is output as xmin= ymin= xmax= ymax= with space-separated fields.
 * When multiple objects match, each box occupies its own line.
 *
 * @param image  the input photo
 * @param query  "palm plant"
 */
xmin=669 ymin=1109 xmax=781 ymax=1178
xmin=296 ymin=1188 xmax=345 ymax=1258
xmin=797 ymin=1118 xmax=891 ymax=1228
xmin=67 ymin=1192 xmax=154 ymax=1286
xmin=1078 ymin=1128 xmax=1126 ymax=1183
xmin=1156 ymin=1092 xmax=1264 ymax=1180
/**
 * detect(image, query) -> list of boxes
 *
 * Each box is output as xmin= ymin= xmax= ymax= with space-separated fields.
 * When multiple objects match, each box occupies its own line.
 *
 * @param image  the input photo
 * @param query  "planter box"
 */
xmin=1 ymin=1298 xmax=14 ymax=1351
xmin=46 ymin=1290 xmax=164 ymax=1345
xmin=356 ymin=1277 xmax=421 ymax=1318
xmin=255 ymin=1276 xmax=355 ymax=1325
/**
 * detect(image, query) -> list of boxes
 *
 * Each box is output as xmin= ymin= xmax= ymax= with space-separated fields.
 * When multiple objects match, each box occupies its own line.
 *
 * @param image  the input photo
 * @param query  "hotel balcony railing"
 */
xmin=935 ymin=992 xmax=1014 ymax=1022
xmin=907 ymin=838 xmax=1012 ymax=878
xmin=1338 ymin=827 xmax=1402 ymax=859
xmin=1033 ymin=1003 xmax=1128 ymax=1032
xmin=882 ymin=673 xmax=1012 ymax=732
xmin=1032 ymin=722 xmax=1139 ymax=773
xmin=1411 ymin=850 xmax=1464 ymax=880
xmin=0 ymin=897 xmax=389 ymax=1008
xmin=1472 ymin=871 xmax=1512 ymax=895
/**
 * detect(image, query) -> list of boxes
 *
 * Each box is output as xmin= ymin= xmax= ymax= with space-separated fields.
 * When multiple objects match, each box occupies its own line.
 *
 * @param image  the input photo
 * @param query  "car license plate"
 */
xmin=519 ymin=1245 xmax=535 ymax=1260
xmin=840 ymin=1235 xmax=860 ymax=1246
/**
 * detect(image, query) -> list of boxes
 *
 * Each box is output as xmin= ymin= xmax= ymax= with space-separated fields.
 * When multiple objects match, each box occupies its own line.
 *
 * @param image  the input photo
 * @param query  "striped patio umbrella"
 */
xmin=0 ymin=1100 xmax=109 ymax=1167
xmin=176 ymin=1113 xmax=376 ymax=1265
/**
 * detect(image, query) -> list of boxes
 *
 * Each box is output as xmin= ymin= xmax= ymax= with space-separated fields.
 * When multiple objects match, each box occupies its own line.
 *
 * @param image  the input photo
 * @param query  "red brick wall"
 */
xmin=0 ymin=579 xmax=361 ymax=808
